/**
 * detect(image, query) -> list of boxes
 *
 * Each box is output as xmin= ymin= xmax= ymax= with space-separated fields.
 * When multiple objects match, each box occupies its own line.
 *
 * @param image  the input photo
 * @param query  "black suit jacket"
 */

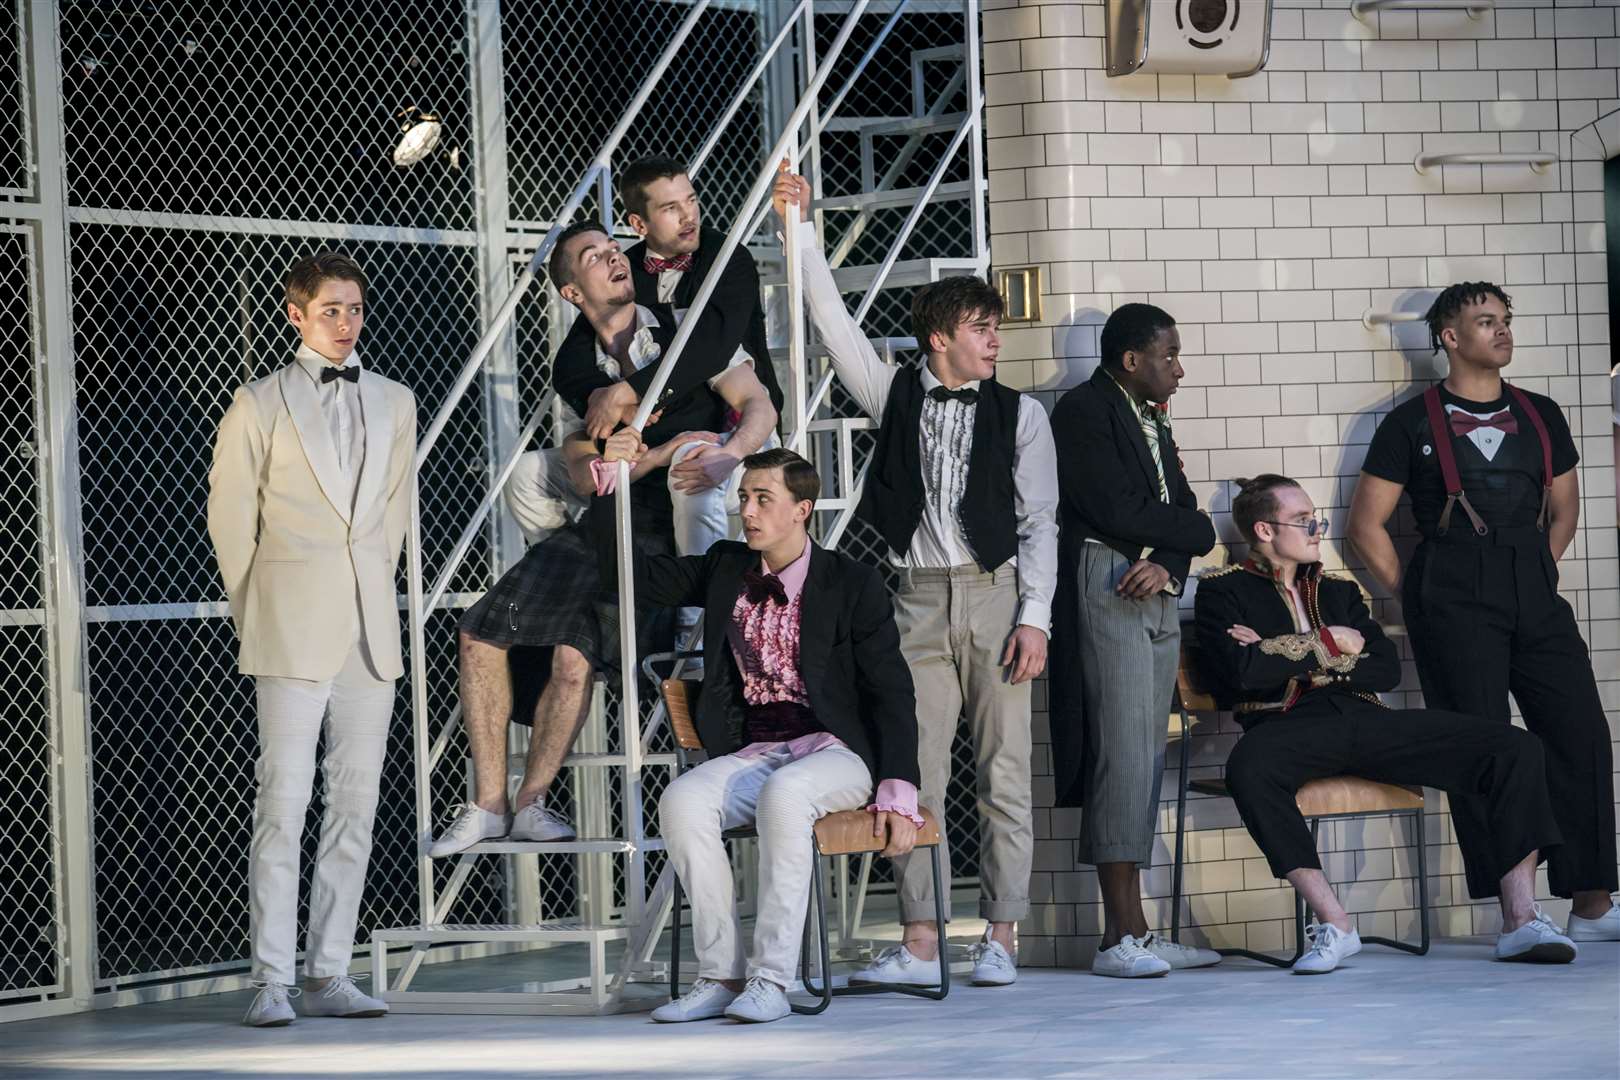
xmin=1048 ymin=365 xmax=1216 ymax=806
xmin=1193 ymin=561 xmax=1401 ymax=727
xmin=554 ymin=227 xmax=785 ymax=420
xmin=592 ymin=512 xmax=917 ymax=786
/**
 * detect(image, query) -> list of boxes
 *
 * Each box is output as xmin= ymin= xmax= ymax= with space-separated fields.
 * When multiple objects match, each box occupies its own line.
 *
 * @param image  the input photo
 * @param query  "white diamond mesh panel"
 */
xmin=0 ymin=1 xmax=31 ymax=196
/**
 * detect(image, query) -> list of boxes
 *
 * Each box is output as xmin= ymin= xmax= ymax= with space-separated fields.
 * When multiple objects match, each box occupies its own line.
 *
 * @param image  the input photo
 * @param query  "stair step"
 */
xmin=768 ymin=336 xmax=918 ymax=361
xmin=374 ymin=921 xmax=632 ymax=945
xmin=762 ymin=257 xmax=980 ymax=291
xmin=549 ymin=752 xmax=679 ymax=768
xmin=436 ymin=837 xmax=666 ymax=856
xmin=858 ymin=112 xmax=967 ymax=139
xmin=812 ymin=180 xmax=973 ymax=213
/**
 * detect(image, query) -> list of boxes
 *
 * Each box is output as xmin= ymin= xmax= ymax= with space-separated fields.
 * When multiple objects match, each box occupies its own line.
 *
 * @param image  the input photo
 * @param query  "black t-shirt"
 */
xmin=1362 ymin=383 xmax=1578 ymax=535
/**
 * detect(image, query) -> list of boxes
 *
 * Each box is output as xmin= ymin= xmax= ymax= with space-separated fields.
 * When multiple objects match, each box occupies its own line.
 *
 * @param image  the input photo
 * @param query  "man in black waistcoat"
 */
xmin=1348 ymin=281 xmax=1618 ymax=941
xmin=1049 ymin=303 xmax=1220 ymax=978
xmin=428 ymin=221 xmax=777 ymax=858
xmin=1198 ymin=475 xmax=1571 ymax=973
xmin=774 ymin=169 xmax=1058 ymax=988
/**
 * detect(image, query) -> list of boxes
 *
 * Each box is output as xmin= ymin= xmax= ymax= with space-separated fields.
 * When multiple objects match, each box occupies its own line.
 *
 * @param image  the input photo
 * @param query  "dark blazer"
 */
xmin=554 ymin=227 xmax=785 ymax=420
xmin=592 ymin=513 xmax=918 ymax=785
xmin=1193 ymin=560 xmax=1401 ymax=727
xmin=1048 ymin=365 xmax=1217 ymax=806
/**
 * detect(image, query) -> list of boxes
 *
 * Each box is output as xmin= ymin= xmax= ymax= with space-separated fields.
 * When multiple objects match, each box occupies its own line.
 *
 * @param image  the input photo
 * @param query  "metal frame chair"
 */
xmin=1170 ymin=635 xmax=1431 ymax=967
xmin=652 ymin=664 xmax=950 ymax=1012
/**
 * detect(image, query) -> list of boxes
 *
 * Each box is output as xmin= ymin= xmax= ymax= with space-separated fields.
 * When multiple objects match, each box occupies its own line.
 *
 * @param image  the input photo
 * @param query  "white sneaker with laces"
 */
xmin=1091 ymin=934 xmax=1171 ymax=978
xmin=1141 ymin=932 xmax=1222 ymax=970
xmin=1497 ymin=906 xmax=1578 ymax=963
xmin=1293 ymin=922 xmax=1361 ymax=974
xmin=428 ymin=802 xmax=509 ymax=858
xmin=651 ymin=977 xmax=738 ymax=1023
xmin=242 ymin=981 xmax=298 ymax=1027
xmin=509 ymin=802 xmax=577 ymax=843
xmin=850 ymin=944 xmax=942 ymax=986
xmin=723 ymin=977 xmax=791 ymax=1023
xmin=970 ymin=931 xmax=1017 ymax=986
xmin=301 ymin=975 xmax=388 ymax=1018
xmin=1565 ymin=901 xmax=1619 ymax=943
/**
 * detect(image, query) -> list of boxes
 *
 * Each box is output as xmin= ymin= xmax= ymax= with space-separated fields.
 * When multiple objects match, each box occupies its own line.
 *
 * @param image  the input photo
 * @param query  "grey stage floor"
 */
xmin=1 ymin=938 xmax=1616 ymax=1079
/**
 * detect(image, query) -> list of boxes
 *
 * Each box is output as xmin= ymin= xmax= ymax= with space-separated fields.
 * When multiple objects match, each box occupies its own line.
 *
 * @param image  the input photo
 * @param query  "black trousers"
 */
xmin=1225 ymin=695 xmax=1560 ymax=893
xmin=1404 ymin=529 xmax=1618 ymax=899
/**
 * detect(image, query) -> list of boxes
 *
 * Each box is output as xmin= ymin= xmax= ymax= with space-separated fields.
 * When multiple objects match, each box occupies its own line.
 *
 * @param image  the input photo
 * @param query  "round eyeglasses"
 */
xmin=1262 ymin=517 xmax=1330 ymax=538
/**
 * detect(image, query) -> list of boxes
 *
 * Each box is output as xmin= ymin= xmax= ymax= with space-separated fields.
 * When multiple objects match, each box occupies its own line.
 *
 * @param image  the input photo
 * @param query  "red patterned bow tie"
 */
xmin=1449 ymin=409 xmax=1517 ymax=437
xmin=644 ymin=252 xmax=693 ymax=275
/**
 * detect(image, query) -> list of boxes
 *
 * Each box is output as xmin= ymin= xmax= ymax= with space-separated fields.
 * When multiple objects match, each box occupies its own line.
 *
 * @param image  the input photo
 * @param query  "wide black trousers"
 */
xmin=1225 ymin=695 xmax=1561 ymax=894
xmin=1404 ymin=528 xmax=1617 ymax=899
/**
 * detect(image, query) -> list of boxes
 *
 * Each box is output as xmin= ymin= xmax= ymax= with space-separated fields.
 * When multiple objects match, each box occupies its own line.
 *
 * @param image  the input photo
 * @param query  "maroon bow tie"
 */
xmin=643 ymin=252 xmax=693 ymax=275
xmin=1449 ymin=409 xmax=1518 ymax=438
xmin=742 ymin=568 xmax=788 ymax=607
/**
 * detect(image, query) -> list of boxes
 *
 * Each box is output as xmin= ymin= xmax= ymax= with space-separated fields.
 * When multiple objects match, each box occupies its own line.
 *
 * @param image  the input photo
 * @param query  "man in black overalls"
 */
xmin=1348 ymin=281 xmax=1618 ymax=941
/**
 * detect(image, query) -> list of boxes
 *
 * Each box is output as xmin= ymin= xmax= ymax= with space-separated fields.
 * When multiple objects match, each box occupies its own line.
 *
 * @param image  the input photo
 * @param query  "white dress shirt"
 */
xmin=799 ymin=241 xmax=1060 ymax=633
xmin=293 ymin=345 xmax=365 ymax=509
xmin=593 ymin=304 xmax=749 ymax=388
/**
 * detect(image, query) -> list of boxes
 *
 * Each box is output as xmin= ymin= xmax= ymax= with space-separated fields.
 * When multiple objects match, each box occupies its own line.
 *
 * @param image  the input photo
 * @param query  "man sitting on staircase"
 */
xmin=593 ymin=447 xmax=922 ymax=1024
xmin=1193 ymin=474 xmax=1575 ymax=974
xmin=429 ymin=221 xmax=776 ymax=857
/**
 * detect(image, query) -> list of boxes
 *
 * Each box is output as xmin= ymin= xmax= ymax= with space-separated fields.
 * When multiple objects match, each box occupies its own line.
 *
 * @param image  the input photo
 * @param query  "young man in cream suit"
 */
xmin=208 ymin=252 xmax=416 ymax=1027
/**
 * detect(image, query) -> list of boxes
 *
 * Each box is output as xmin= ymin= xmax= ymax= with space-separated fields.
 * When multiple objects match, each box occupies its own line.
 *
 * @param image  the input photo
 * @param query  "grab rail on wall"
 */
xmin=1362 ymin=310 xmax=1427 ymax=330
xmin=1352 ymin=0 xmax=1492 ymax=20
xmin=1414 ymin=151 xmax=1559 ymax=174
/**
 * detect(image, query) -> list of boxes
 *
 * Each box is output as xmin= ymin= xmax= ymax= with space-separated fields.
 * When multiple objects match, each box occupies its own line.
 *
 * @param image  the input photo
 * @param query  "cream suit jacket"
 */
xmin=207 ymin=361 xmax=416 ymax=681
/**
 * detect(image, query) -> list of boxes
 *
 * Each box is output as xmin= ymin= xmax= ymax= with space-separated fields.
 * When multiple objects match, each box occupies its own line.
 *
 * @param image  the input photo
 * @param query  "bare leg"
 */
xmin=512 ymin=644 xmax=594 ymax=810
xmin=1097 ymin=862 xmax=1150 ymax=949
xmin=459 ymin=630 xmax=515 ymax=814
xmin=1499 ymin=851 xmax=1540 ymax=931
xmin=1572 ymin=889 xmax=1614 ymax=919
xmin=901 ymin=918 xmax=1016 ymax=962
xmin=1285 ymin=868 xmax=1351 ymax=932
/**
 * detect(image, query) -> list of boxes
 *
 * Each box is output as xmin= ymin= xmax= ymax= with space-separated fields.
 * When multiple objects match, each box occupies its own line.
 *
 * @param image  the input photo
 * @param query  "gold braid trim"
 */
xmin=1258 ymin=633 xmax=1321 ymax=663
xmin=1323 ymin=652 xmax=1360 ymax=673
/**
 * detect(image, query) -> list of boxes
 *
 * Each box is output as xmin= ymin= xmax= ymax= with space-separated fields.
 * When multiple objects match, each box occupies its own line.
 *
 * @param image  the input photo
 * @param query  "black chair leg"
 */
xmin=1360 ymin=809 xmax=1430 ymax=956
xmin=669 ymin=875 xmax=683 ymax=1000
xmin=1171 ymin=708 xmax=1191 ymax=943
xmin=791 ymin=852 xmax=832 ymax=1015
xmin=925 ymin=844 xmax=950 ymax=999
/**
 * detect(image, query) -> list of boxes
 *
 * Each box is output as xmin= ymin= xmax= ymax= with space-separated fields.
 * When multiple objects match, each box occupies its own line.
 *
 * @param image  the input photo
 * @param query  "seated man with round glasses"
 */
xmin=1192 ymin=474 xmax=1575 ymax=974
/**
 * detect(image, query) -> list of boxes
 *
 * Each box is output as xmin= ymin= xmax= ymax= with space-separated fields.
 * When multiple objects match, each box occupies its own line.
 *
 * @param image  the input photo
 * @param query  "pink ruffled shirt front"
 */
xmin=727 ymin=542 xmax=922 ymax=826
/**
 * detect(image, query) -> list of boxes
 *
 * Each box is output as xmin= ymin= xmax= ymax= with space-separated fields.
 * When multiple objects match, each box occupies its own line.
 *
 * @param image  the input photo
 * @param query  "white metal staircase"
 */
xmin=374 ymin=0 xmax=987 ymax=1015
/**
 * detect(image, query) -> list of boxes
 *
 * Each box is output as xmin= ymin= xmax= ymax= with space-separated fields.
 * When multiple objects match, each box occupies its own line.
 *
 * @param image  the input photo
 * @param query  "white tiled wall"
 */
xmin=980 ymin=0 xmax=1618 ymax=967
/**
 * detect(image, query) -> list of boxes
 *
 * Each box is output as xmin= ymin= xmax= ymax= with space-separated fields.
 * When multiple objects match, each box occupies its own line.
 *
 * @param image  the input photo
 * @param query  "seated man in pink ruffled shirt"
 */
xmin=592 ymin=445 xmax=921 ymax=1024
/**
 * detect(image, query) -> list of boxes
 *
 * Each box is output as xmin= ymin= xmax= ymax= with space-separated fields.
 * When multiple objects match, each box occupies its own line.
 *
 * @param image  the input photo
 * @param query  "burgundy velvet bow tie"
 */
xmin=1449 ymin=409 xmax=1517 ymax=437
xmin=742 ymin=568 xmax=788 ymax=607
xmin=643 ymin=252 xmax=693 ymax=275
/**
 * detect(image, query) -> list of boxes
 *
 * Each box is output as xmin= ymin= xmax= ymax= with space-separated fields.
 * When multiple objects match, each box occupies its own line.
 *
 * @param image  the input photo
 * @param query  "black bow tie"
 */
xmin=742 ymin=568 xmax=789 ymax=607
xmin=321 ymin=365 xmax=359 ymax=384
xmin=927 ymin=385 xmax=978 ymax=405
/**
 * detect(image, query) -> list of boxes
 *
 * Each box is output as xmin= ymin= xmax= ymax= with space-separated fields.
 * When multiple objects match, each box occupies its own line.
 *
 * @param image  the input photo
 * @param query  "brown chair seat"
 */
xmin=813 ymin=807 xmax=942 ymax=856
xmin=1189 ymin=775 xmax=1424 ymax=816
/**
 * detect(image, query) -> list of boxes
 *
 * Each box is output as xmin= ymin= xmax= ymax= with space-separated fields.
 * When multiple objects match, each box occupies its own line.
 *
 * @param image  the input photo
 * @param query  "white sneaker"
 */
xmin=723 ymin=976 xmax=791 ymax=1023
xmin=1565 ymin=901 xmax=1619 ymax=942
xmin=428 ymin=802 xmax=509 ymax=858
xmin=970 ymin=931 xmax=1017 ymax=986
xmin=301 ymin=975 xmax=387 ymax=1018
xmin=850 ymin=944 xmax=942 ymax=986
xmin=242 ymin=981 xmax=298 ymax=1027
xmin=1141 ymin=933 xmax=1222 ymax=970
xmin=1091 ymin=934 xmax=1171 ymax=979
xmin=651 ymin=977 xmax=738 ymax=1023
xmin=1294 ymin=922 xmax=1362 ymax=974
xmin=1497 ymin=906 xmax=1578 ymax=963
xmin=509 ymin=802 xmax=577 ymax=843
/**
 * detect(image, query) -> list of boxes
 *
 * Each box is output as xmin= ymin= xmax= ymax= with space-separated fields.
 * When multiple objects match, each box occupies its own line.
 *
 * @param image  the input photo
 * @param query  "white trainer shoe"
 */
xmin=1565 ymin=901 xmax=1619 ymax=943
xmin=1091 ymin=934 xmax=1171 ymax=978
xmin=723 ymin=977 xmax=791 ymax=1023
xmin=1497 ymin=906 xmax=1578 ymax=963
xmin=970 ymin=931 xmax=1017 ymax=986
xmin=301 ymin=975 xmax=387 ymax=1018
xmin=509 ymin=802 xmax=578 ymax=843
xmin=651 ymin=977 xmax=738 ymax=1023
xmin=1294 ymin=922 xmax=1361 ymax=974
xmin=428 ymin=802 xmax=509 ymax=858
xmin=242 ymin=981 xmax=298 ymax=1027
xmin=850 ymin=944 xmax=942 ymax=987
xmin=1141 ymin=933 xmax=1222 ymax=970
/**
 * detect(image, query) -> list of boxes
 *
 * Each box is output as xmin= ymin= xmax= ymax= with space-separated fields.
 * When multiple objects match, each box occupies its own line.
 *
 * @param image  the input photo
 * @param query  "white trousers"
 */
xmin=659 ymin=745 xmax=872 ymax=987
xmin=251 ymin=640 xmax=395 ymax=985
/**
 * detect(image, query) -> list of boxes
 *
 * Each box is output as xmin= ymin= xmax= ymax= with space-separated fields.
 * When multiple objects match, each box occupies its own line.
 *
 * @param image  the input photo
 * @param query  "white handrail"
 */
xmin=1362 ymin=309 xmax=1426 ymax=330
xmin=1413 ymin=151 xmax=1558 ymax=174
xmin=1352 ymin=0 xmax=1491 ymax=18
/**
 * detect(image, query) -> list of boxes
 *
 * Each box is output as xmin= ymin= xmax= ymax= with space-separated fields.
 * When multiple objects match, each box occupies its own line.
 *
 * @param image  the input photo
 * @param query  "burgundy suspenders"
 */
xmin=1422 ymin=382 xmax=1552 ymax=536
